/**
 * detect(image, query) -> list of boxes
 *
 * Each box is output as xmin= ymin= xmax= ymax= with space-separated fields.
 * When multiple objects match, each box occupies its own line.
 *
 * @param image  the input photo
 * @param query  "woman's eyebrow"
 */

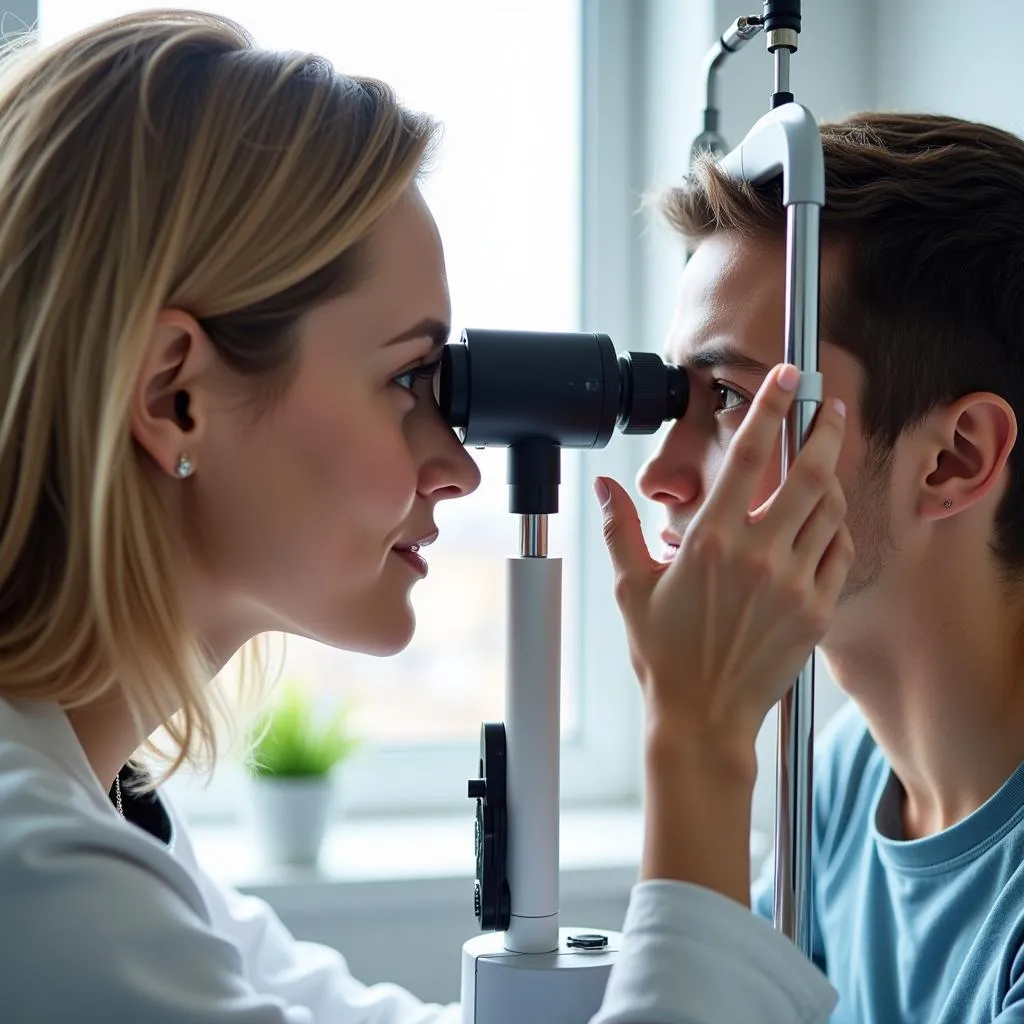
xmin=383 ymin=317 xmax=451 ymax=352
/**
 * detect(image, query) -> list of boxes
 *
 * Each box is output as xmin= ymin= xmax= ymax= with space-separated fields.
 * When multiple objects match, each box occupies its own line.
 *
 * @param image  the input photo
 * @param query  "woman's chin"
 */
xmin=291 ymin=589 xmax=417 ymax=657
xmin=364 ymin=628 xmax=415 ymax=657
xmin=344 ymin=603 xmax=416 ymax=657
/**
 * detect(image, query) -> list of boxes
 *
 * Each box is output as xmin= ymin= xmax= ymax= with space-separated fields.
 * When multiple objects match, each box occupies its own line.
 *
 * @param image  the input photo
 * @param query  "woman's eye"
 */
xmin=392 ymin=360 xmax=440 ymax=396
xmin=712 ymin=380 xmax=749 ymax=415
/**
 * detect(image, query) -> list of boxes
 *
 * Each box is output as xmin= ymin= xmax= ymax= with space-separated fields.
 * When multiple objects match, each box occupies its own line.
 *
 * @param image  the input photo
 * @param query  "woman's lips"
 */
xmin=392 ymin=546 xmax=428 ymax=576
xmin=391 ymin=530 xmax=438 ymax=577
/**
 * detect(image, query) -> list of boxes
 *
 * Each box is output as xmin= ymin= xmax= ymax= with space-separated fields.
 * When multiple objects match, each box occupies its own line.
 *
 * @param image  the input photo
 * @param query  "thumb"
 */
xmin=594 ymin=476 xmax=655 ymax=594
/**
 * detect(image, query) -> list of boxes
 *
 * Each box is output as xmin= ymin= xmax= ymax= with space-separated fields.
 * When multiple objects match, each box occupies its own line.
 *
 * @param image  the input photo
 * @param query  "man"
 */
xmin=638 ymin=112 xmax=1024 ymax=1022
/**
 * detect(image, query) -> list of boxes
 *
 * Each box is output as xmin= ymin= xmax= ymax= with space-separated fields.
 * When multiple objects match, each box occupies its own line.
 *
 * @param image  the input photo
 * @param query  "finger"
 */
xmin=595 ymin=476 xmax=658 ymax=604
xmin=703 ymin=364 xmax=801 ymax=525
xmin=815 ymin=524 xmax=855 ymax=608
xmin=791 ymin=480 xmax=847 ymax=573
xmin=759 ymin=398 xmax=847 ymax=545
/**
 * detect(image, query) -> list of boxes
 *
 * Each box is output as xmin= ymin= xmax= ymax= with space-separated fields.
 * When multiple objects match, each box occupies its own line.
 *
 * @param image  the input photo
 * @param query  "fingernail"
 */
xmin=778 ymin=364 xmax=801 ymax=391
xmin=593 ymin=477 xmax=611 ymax=507
xmin=832 ymin=398 xmax=846 ymax=418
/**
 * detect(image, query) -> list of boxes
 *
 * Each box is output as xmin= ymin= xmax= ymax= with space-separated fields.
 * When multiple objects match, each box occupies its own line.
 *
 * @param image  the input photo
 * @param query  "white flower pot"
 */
xmin=248 ymin=775 xmax=335 ymax=867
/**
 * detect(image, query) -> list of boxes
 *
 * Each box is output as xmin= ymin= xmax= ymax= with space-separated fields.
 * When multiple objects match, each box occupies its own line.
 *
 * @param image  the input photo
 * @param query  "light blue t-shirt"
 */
xmin=753 ymin=703 xmax=1024 ymax=1023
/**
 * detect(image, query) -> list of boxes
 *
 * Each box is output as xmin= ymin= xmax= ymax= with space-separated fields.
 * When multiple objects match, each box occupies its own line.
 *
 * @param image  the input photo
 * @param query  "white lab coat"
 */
xmin=0 ymin=695 xmax=836 ymax=1023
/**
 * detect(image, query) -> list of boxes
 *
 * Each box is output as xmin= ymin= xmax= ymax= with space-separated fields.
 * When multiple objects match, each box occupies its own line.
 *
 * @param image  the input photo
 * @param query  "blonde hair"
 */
xmin=0 ymin=10 xmax=439 ymax=780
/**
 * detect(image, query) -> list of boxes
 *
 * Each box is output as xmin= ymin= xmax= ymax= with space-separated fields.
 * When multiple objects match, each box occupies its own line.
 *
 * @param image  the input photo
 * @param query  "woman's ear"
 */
xmin=131 ymin=309 xmax=216 ymax=479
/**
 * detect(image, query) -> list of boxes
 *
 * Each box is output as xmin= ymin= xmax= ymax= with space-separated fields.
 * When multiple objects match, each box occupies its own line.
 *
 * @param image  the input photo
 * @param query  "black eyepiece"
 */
xmin=436 ymin=329 xmax=689 ymax=449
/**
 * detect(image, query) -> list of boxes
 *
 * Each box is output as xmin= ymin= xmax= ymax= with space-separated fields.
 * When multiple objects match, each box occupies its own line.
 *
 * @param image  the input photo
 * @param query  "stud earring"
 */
xmin=175 ymin=453 xmax=194 ymax=479
xmin=943 ymin=499 xmax=953 ymax=508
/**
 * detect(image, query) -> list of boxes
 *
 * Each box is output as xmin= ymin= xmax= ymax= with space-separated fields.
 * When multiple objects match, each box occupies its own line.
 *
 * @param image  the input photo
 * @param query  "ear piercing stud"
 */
xmin=176 ymin=453 xmax=194 ymax=479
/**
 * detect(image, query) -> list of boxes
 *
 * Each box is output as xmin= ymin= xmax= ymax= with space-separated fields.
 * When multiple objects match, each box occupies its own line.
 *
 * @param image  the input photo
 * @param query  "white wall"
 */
xmin=876 ymin=0 xmax=1024 ymax=134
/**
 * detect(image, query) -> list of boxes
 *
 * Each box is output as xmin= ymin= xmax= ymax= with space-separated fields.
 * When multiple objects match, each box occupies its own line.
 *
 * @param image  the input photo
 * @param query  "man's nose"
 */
xmin=636 ymin=428 xmax=702 ymax=508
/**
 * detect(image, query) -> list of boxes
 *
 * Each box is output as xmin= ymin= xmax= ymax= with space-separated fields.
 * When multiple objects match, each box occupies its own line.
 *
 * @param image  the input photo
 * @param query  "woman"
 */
xmin=0 ymin=10 xmax=848 ymax=1023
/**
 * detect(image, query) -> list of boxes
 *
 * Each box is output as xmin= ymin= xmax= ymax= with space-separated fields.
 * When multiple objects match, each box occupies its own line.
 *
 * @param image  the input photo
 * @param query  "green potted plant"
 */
xmin=245 ymin=678 xmax=362 ymax=867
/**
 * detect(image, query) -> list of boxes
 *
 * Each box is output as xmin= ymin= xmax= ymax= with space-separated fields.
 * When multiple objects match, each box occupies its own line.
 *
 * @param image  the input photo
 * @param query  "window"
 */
xmin=41 ymin=0 xmax=648 ymax=819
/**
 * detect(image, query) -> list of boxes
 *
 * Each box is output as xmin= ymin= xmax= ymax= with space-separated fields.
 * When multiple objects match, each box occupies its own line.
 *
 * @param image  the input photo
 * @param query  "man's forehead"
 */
xmin=665 ymin=232 xmax=788 ymax=371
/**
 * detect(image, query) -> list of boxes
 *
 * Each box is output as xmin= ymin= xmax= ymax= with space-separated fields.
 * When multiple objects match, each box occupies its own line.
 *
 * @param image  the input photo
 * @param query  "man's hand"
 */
xmin=597 ymin=362 xmax=853 ymax=760
xmin=596 ymin=363 xmax=853 ymax=899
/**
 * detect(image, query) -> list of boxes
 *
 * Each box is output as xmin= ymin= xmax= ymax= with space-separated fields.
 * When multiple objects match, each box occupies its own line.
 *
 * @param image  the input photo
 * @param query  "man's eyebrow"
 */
xmin=670 ymin=341 xmax=774 ymax=376
xmin=384 ymin=317 xmax=451 ymax=352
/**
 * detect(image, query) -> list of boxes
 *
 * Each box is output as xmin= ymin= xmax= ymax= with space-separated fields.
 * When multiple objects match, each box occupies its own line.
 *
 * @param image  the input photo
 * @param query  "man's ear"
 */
xmin=918 ymin=392 xmax=1017 ymax=520
xmin=130 ymin=309 xmax=217 ymax=479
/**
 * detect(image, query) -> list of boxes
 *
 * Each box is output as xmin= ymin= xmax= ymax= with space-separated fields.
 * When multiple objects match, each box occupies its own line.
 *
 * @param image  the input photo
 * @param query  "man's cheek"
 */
xmin=703 ymin=448 xmax=728 ymax=502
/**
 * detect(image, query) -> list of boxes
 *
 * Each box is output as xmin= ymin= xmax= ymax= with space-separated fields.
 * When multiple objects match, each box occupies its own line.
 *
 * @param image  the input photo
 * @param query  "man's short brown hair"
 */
xmin=661 ymin=112 xmax=1024 ymax=574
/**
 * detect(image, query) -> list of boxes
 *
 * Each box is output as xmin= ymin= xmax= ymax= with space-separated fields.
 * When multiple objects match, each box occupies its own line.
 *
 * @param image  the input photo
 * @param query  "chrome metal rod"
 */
xmin=774 ymin=48 xmax=791 ymax=95
xmin=724 ymin=14 xmax=764 ymax=52
xmin=700 ymin=42 xmax=726 ymax=116
xmin=520 ymin=514 xmax=548 ymax=558
xmin=693 ymin=16 xmax=764 ymax=164
xmin=701 ymin=17 xmax=763 ymax=112
xmin=772 ymin=201 xmax=821 ymax=952
xmin=504 ymin=555 xmax=561 ymax=954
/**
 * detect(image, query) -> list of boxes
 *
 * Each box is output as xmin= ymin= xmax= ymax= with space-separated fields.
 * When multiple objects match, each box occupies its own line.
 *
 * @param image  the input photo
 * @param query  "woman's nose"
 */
xmin=418 ymin=432 xmax=482 ymax=502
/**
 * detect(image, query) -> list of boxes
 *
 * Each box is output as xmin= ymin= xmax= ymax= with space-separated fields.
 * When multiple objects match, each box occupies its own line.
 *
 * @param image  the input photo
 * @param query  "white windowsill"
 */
xmin=189 ymin=805 xmax=771 ymax=911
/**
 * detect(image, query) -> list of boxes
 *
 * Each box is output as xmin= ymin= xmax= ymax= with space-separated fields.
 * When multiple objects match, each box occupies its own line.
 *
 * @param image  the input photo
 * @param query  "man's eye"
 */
xmin=711 ymin=380 xmax=749 ymax=415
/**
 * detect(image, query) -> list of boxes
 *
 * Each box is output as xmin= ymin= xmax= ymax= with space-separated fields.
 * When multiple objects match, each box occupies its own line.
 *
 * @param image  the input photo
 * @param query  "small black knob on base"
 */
xmin=567 ymin=933 xmax=609 ymax=950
